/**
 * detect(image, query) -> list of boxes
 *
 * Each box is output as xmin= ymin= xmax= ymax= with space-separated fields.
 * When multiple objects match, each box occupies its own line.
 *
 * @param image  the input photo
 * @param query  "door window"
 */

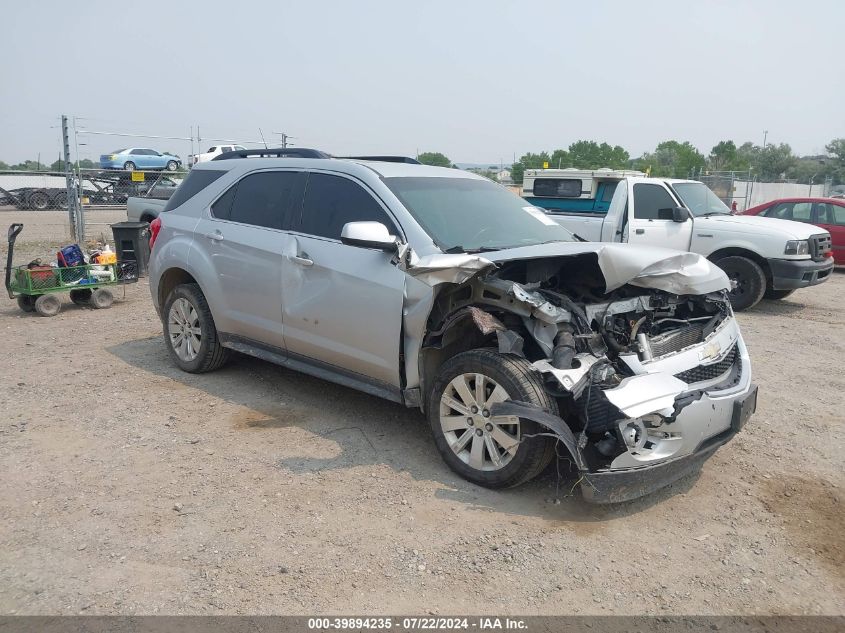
xmin=632 ymin=183 xmax=678 ymax=220
xmin=299 ymin=173 xmax=396 ymax=239
xmin=816 ymin=203 xmax=845 ymax=225
xmin=791 ymin=202 xmax=812 ymax=221
xmin=215 ymin=171 xmax=301 ymax=230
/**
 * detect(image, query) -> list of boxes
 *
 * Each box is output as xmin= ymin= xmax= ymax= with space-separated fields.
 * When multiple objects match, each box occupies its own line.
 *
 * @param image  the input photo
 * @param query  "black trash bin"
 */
xmin=110 ymin=221 xmax=151 ymax=278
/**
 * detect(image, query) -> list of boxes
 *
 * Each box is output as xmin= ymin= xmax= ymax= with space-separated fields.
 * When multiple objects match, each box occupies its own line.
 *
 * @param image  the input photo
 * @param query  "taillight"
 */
xmin=149 ymin=217 xmax=162 ymax=249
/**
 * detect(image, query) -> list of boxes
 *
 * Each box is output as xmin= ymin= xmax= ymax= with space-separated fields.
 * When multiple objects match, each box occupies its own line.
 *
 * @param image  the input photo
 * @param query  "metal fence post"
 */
xmin=61 ymin=115 xmax=80 ymax=241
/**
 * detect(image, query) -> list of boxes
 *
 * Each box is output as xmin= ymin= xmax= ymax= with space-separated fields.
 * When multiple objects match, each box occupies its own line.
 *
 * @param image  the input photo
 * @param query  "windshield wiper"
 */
xmin=698 ymin=211 xmax=730 ymax=217
xmin=443 ymin=245 xmax=500 ymax=254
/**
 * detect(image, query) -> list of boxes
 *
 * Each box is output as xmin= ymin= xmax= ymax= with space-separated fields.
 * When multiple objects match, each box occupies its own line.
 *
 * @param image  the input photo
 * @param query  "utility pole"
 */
xmin=61 ymin=115 xmax=79 ymax=241
xmin=762 ymin=130 xmax=768 ymax=149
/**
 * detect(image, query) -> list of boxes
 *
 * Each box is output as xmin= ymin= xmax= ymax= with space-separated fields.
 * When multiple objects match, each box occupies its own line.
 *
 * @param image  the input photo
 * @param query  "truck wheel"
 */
xmin=53 ymin=192 xmax=68 ymax=209
xmin=28 ymin=191 xmax=50 ymax=211
xmin=428 ymin=349 xmax=556 ymax=489
xmin=166 ymin=160 xmax=178 ymax=171
xmin=17 ymin=295 xmax=36 ymax=312
xmin=123 ymin=161 xmax=136 ymax=171
xmin=764 ymin=288 xmax=795 ymax=301
xmin=715 ymin=256 xmax=766 ymax=311
xmin=90 ymin=288 xmax=114 ymax=309
xmin=70 ymin=288 xmax=93 ymax=305
xmin=34 ymin=294 xmax=61 ymax=317
xmin=163 ymin=283 xmax=229 ymax=373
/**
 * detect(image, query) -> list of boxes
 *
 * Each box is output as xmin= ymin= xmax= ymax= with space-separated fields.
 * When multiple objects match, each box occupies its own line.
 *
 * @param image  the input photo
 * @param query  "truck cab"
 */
xmin=523 ymin=168 xmax=645 ymax=214
xmin=544 ymin=175 xmax=835 ymax=310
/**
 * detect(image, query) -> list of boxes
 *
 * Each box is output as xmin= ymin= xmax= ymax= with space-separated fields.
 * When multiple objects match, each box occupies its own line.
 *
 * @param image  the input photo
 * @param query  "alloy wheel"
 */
xmin=168 ymin=297 xmax=202 ymax=362
xmin=438 ymin=373 xmax=521 ymax=471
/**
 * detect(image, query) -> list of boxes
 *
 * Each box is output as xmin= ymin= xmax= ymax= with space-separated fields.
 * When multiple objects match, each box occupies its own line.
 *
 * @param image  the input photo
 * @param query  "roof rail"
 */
xmin=212 ymin=147 xmax=331 ymax=161
xmin=339 ymin=155 xmax=421 ymax=164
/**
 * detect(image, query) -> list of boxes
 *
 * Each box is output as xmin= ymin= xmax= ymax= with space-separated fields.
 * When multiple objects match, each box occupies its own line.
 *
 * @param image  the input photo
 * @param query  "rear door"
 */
xmin=626 ymin=182 xmax=692 ymax=251
xmin=193 ymin=169 xmax=304 ymax=346
xmin=282 ymin=171 xmax=406 ymax=387
xmin=815 ymin=202 xmax=845 ymax=264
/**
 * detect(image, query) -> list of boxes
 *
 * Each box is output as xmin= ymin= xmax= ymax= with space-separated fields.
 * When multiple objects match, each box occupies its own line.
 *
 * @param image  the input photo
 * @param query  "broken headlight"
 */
xmin=784 ymin=240 xmax=810 ymax=256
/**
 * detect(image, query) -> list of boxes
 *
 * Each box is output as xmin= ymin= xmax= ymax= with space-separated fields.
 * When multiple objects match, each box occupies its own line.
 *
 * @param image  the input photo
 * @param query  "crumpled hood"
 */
xmin=705 ymin=214 xmax=827 ymax=239
xmin=406 ymin=242 xmax=729 ymax=295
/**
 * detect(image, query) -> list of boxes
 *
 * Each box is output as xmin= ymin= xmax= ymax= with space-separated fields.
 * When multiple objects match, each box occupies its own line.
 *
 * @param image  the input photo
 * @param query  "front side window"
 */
xmin=216 ymin=171 xmax=301 ymax=229
xmin=532 ymin=178 xmax=582 ymax=198
xmin=299 ymin=173 xmax=396 ymax=240
xmin=633 ymin=183 xmax=679 ymax=220
xmin=763 ymin=203 xmax=792 ymax=219
xmin=384 ymin=176 xmax=575 ymax=252
xmin=791 ymin=202 xmax=812 ymax=221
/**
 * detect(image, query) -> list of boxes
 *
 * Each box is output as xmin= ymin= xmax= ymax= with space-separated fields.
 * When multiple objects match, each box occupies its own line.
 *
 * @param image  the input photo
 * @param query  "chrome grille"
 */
xmin=810 ymin=233 xmax=832 ymax=261
xmin=674 ymin=344 xmax=738 ymax=384
xmin=649 ymin=324 xmax=705 ymax=357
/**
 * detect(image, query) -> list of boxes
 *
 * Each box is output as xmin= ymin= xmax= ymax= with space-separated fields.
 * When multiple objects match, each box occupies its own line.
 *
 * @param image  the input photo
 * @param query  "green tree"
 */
xmin=825 ymin=139 xmax=845 ymax=184
xmin=78 ymin=159 xmax=96 ymax=169
xmin=755 ymin=143 xmax=796 ymax=180
xmin=0 ymin=160 xmax=9 ymax=170
xmin=638 ymin=140 xmax=706 ymax=178
xmin=567 ymin=140 xmax=629 ymax=169
xmin=708 ymin=140 xmax=737 ymax=171
xmin=51 ymin=159 xmax=66 ymax=171
xmin=417 ymin=152 xmax=452 ymax=168
xmin=510 ymin=151 xmax=552 ymax=184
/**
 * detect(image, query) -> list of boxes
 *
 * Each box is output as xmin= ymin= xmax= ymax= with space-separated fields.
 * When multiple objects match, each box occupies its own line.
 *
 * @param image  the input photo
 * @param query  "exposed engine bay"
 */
xmin=419 ymin=252 xmax=747 ymax=475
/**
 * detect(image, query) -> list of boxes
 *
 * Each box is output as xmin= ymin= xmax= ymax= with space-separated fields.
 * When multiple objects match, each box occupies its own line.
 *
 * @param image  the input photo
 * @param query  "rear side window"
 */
xmin=223 ymin=171 xmax=301 ymax=230
xmin=532 ymin=178 xmax=582 ymax=198
xmin=162 ymin=169 xmax=226 ymax=212
xmin=633 ymin=183 xmax=678 ymax=220
xmin=299 ymin=173 xmax=396 ymax=239
xmin=600 ymin=182 xmax=618 ymax=203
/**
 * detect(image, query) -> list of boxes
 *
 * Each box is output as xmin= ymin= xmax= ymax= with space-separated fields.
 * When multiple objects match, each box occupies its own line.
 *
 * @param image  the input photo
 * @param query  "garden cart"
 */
xmin=5 ymin=223 xmax=137 ymax=317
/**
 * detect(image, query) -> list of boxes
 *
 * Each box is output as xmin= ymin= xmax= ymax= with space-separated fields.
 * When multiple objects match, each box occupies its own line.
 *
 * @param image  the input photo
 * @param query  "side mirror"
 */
xmin=657 ymin=207 xmax=691 ymax=222
xmin=340 ymin=221 xmax=399 ymax=252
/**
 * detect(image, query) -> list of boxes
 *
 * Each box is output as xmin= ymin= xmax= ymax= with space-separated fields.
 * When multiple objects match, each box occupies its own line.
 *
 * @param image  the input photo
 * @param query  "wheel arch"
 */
xmin=156 ymin=267 xmax=199 ymax=314
xmin=708 ymin=247 xmax=773 ymax=288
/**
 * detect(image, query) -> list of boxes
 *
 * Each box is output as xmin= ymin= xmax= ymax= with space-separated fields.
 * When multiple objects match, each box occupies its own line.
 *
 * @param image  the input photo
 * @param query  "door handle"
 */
xmin=635 ymin=228 xmax=645 ymax=235
xmin=291 ymin=254 xmax=313 ymax=267
xmin=204 ymin=231 xmax=224 ymax=242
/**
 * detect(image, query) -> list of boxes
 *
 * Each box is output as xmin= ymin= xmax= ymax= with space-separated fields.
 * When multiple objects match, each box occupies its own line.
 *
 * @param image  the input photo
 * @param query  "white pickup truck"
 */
xmin=188 ymin=144 xmax=247 ymax=167
xmin=525 ymin=172 xmax=834 ymax=310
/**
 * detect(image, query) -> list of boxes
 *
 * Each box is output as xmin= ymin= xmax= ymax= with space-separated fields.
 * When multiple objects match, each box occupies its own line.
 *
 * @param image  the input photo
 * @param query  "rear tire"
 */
xmin=34 ymin=294 xmax=61 ymax=317
xmin=715 ymin=256 xmax=766 ymax=311
xmin=70 ymin=288 xmax=92 ymax=305
xmin=17 ymin=295 xmax=36 ymax=312
xmin=163 ymin=283 xmax=229 ymax=373
xmin=28 ymin=191 xmax=50 ymax=211
xmin=427 ymin=349 xmax=556 ymax=489
xmin=764 ymin=288 xmax=795 ymax=301
xmin=90 ymin=288 xmax=114 ymax=309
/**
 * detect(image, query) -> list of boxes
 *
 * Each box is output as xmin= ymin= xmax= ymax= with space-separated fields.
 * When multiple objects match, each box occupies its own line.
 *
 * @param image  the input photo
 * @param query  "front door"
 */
xmin=627 ymin=182 xmax=693 ymax=251
xmin=282 ymin=171 xmax=406 ymax=387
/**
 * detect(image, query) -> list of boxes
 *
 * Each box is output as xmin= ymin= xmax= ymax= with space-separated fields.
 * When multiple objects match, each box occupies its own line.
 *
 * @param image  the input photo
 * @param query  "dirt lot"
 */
xmin=0 ymin=209 xmax=842 ymax=616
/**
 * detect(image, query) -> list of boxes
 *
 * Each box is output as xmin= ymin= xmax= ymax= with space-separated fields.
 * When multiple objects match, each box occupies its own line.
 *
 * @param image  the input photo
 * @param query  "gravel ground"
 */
xmin=0 ymin=209 xmax=842 ymax=616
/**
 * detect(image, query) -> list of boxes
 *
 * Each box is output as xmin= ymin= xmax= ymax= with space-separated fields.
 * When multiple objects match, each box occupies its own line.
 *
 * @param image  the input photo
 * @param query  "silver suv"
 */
xmin=148 ymin=149 xmax=757 ymax=503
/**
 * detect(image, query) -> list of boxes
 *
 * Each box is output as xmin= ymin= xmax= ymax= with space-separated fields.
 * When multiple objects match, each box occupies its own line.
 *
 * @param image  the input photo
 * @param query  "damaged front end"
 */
xmin=414 ymin=246 xmax=757 ymax=504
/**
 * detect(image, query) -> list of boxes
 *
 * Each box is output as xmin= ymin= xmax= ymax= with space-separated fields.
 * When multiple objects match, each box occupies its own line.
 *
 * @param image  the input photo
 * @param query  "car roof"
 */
xmin=747 ymin=197 xmax=845 ymax=209
xmin=191 ymin=157 xmax=484 ymax=180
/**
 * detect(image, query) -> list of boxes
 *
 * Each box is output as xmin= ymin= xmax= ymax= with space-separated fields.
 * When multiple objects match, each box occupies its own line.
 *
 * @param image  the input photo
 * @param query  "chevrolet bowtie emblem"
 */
xmin=699 ymin=341 xmax=722 ymax=362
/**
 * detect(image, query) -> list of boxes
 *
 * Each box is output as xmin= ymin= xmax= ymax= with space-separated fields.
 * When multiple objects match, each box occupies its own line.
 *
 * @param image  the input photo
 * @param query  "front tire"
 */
xmin=715 ymin=256 xmax=766 ymax=311
xmin=428 ymin=349 xmax=556 ymax=489
xmin=764 ymin=288 xmax=795 ymax=301
xmin=28 ymin=191 xmax=50 ymax=211
xmin=163 ymin=283 xmax=229 ymax=373
xmin=34 ymin=294 xmax=61 ymax=317
xmin=90 ymin=288 xmax=114 ymax=309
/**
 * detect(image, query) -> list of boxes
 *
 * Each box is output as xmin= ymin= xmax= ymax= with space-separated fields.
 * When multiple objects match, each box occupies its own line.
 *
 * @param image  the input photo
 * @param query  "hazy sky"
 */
xmin=2 ymin=0 xmax=842 ymax=165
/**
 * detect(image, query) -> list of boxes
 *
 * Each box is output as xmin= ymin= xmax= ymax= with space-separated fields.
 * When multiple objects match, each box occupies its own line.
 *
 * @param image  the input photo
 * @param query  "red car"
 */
xmin=743 ymin=197 xmax=845 ymax=265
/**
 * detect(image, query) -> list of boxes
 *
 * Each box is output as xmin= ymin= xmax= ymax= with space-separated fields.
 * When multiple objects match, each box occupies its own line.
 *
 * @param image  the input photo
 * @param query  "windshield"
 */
xmin=384 ymin=177 xmax=575 ymax=252
xmin=671 ymin=182 xmax=731 ymax=217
